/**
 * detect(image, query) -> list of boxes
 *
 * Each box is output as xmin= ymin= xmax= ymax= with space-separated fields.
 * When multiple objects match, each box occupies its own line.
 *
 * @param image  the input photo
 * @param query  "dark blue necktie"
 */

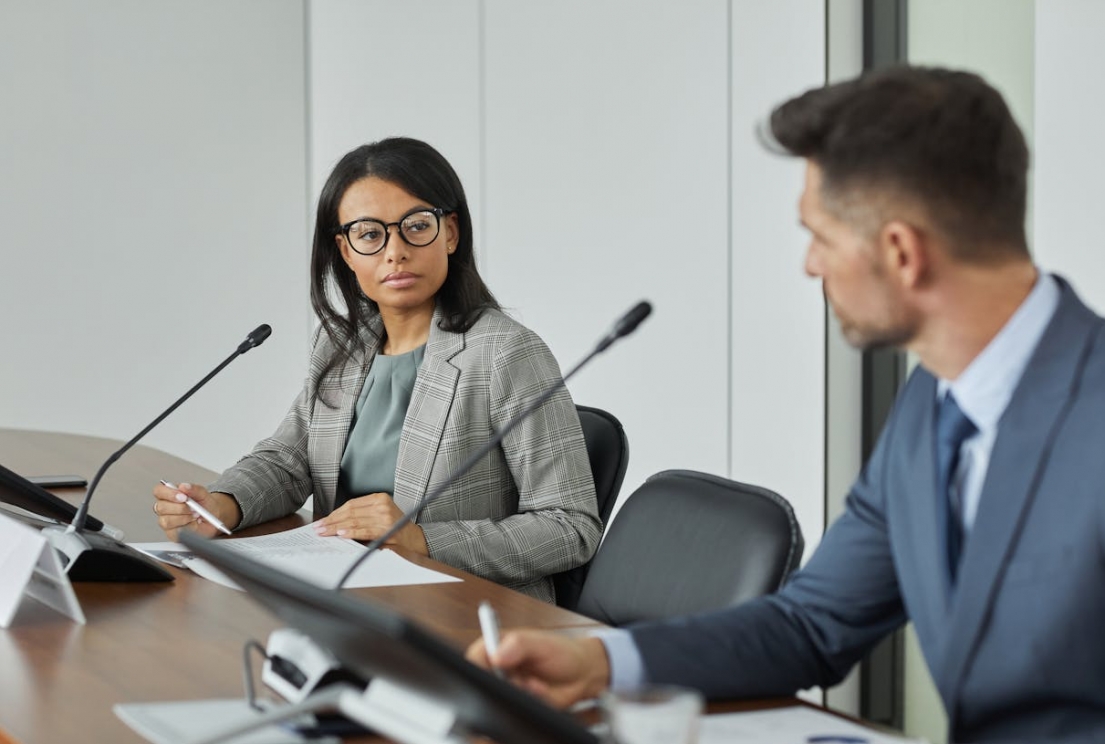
xmin=935 ymin=392 xmax=977 ymax=585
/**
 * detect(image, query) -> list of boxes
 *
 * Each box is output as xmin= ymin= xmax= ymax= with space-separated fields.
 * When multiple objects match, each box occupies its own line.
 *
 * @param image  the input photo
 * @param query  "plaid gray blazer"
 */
xmin=211 ymin=307 xmax=601 ymax=602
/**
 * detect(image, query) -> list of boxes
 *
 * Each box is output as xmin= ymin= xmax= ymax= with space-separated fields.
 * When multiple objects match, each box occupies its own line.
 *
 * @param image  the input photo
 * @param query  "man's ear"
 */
xmin=879 ymin=219 xmax=928 ymax=289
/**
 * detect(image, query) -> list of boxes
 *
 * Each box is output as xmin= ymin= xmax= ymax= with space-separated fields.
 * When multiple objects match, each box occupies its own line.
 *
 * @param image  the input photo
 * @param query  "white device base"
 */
xmin=185 ymin=679 xmax=464 ymax=744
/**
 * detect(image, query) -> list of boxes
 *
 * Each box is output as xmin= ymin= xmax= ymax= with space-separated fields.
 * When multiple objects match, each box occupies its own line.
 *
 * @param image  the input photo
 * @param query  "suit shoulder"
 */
xmin=466 ymin=308 xmax=548 ymax=350
xmin=453 ymin=310 xmax=562 ymax=379
xmin=899 ymin=363 xmax=936 ymax=399
xmin=468 ymin=307 xmax=525 ymax=333
xmin=306 ymin=324 xmax=335 ymax=371
xmin=868 ymin=364 xmax=935 ymax=450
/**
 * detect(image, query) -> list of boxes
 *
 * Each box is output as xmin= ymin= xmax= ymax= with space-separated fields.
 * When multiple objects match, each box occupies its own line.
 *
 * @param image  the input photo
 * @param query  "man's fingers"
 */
xmin=466 ymin=638 xmax=490 ymax=666
xmin=494 ymin=632 xmax=529 ymax=668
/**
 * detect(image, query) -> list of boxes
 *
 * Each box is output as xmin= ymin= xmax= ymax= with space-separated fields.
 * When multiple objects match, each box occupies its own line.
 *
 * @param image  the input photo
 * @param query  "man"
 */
xmin=467 ymin=67 xmax=1105 ymax=743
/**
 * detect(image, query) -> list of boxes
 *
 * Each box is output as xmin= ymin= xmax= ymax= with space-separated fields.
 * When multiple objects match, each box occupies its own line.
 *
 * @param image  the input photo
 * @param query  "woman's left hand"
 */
xmin=315 ymin=492 xmax=428 ymax=555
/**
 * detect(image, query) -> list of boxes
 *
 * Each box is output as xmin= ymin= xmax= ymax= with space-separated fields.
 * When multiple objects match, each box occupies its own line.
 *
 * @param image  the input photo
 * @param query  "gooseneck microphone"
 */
xmin=595 ymin=300 xmax=652 ymax=353
xmin=44 ymin=324 xmax=272 ymax=582
xmin=335 ymin=302 xmax=652 ymax=589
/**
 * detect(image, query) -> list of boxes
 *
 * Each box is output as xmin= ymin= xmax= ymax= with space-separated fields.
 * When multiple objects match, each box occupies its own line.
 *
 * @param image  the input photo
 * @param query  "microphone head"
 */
xmin=239 ymin=324 xmax=273 ymax=353
xmin=613 ymin=301 xmax=652 ymax=339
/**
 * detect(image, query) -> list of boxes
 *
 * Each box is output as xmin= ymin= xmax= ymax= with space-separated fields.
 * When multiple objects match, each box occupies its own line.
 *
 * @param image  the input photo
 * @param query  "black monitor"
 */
xmin=179 ymin=531 xmax=599 ymax=744
xmin=0 ymin=462 xmax=105 ymax=532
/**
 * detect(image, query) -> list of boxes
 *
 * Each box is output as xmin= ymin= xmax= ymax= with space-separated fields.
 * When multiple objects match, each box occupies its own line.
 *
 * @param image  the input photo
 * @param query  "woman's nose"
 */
xmin=383 ymin=225 xmax=409 ymax=261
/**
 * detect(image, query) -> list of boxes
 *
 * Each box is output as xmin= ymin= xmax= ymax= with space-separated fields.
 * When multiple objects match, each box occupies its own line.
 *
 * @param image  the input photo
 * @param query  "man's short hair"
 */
xmin=770 ymin=66 xmax=1030 ymax=261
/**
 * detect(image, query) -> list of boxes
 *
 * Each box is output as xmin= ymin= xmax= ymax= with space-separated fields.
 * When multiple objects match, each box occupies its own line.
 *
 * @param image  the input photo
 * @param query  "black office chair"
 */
xmin=574 ymin=469 xmax=804 ymax=626
xmin=552 ymin=405 xmax=629 ymax=611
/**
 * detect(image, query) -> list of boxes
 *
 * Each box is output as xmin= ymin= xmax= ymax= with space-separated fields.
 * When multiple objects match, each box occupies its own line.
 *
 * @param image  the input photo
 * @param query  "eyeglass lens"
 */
xmin=346 ymin=210 xmax=440 ymax=255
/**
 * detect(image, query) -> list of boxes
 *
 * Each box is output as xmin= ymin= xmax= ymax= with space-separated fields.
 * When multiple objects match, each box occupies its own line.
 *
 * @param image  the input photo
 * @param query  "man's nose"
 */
xmin=803 ymin=244 xmax=820 ymax=277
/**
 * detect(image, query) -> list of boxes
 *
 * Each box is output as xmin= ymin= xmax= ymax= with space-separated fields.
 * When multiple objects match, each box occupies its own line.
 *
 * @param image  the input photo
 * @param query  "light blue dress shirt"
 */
xmin=939 ymin=273 xmax=1058 ymax=531
xmin=599 ymin=271 xmax=1060 ymax=691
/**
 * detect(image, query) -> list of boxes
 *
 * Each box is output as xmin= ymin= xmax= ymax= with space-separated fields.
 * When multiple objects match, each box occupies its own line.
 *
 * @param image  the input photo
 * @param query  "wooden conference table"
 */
xmin=0 ymin=429 xmax=801 ymax=743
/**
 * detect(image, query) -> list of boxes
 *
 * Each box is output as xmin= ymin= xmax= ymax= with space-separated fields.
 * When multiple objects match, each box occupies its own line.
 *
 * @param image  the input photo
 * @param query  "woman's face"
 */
xmin=335 ymin=176 xmax=457 ymax=318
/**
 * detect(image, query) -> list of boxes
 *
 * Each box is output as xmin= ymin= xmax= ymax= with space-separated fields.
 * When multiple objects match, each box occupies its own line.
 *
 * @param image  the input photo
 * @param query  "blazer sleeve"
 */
xmin=419 ymin=326 xmax=603 ymax=589
xmin=208 ymin=331 xmax=326 ymax=529
xmin=629 ymin=400 xmax=908 ymax=698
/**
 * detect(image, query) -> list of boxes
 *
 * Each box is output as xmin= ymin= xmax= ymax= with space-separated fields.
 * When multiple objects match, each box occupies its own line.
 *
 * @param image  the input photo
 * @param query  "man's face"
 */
xmin=799 ymin=162 xmax=917 ymax=350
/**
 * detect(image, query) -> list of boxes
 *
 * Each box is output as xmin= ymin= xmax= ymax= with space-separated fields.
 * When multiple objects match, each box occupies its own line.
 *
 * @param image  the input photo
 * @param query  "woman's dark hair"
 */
xmin=310 ymin=137 xmax=499 ymax=395
xmin=769 ymin=66 xmax=1030 ymax=262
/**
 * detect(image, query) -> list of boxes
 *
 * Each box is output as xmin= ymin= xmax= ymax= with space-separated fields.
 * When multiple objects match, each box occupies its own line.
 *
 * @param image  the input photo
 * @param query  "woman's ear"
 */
xmin=335 ymin=234 xmax=353 ymax=266
xmin=445 ymin=213 xmax=459 ymax=254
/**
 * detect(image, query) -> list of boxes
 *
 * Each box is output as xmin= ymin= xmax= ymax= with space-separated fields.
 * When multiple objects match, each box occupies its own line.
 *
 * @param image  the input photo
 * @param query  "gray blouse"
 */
xmin=336 ymin=344 xmax=425 ymax=506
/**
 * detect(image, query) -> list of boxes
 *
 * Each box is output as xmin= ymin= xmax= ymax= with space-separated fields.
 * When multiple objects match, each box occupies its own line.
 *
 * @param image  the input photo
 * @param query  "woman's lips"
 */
xmin=382 ymin=272 xmax=417 ymax=288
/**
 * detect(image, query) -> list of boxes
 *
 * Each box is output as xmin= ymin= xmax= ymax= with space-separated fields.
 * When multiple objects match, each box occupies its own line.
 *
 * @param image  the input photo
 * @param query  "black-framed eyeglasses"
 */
xmin=337 ymin=207 xmax=450 ymax=256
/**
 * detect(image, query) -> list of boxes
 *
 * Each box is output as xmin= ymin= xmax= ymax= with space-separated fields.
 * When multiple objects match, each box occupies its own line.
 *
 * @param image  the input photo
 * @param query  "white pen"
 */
xmin=478 ymin=600 xmax=503 ymax=676
xmin=159 ymin=479 xmax=232 ymax=536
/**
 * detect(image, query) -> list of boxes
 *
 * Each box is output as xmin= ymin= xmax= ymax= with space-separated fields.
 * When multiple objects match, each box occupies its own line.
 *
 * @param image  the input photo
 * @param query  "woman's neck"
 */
xmin=379 ymin=303 xmax=434 ymax=355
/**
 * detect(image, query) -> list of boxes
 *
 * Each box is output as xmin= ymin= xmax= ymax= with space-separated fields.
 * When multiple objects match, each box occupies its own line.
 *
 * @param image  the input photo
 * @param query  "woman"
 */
xmin=153 ymin=137 xmax=601 ymax=601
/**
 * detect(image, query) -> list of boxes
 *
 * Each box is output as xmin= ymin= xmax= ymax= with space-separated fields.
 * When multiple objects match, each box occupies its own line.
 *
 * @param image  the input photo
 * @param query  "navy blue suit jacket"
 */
xmin=632 ymin=279 xmax=1105 ymax=742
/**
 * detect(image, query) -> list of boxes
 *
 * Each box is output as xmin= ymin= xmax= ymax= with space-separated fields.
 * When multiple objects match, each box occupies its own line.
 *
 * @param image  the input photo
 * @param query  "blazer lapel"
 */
xmin=936 ymin=281 xmax=1098 ymax=715
xmin=392 ymin=309 xmax=464 ymax=514
xmin=896 ymin=373 xmax=954 ymax=627
xmin=313 ymin=322 xmax=380 ymax=514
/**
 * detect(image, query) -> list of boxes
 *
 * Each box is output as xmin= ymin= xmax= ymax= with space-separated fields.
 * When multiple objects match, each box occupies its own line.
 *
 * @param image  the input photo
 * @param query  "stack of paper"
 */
xmin=133 ymin=524 xmax=460 ymax=590
xmin=700 ymin=706 xmax=928 ymax=744
xmin=114 ymin=698 xmax=337 ymax=744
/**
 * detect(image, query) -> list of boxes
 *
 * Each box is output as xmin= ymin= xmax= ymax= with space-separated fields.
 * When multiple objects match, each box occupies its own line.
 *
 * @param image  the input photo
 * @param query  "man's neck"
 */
xmin=910 ymin=260 xmax=1038 ymax=381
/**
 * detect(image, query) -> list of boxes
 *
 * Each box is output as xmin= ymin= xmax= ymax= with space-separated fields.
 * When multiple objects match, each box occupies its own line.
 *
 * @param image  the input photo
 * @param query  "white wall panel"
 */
xmin=0 ymin=0 xmax=309 ymax=473
xmin=481 ymin=0 xmax=732 ymax=509
xmin=1034 ymin=0 xmax=1105 ymax=312
xmin=731 ymin=0 xmax=827 ymax=556
xmin=307 ymin=0 xmax=483 ymax=242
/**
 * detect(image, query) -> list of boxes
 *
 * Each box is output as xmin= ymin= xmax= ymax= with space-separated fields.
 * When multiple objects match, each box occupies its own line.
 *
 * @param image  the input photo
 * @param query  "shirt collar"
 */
xmin=936 ymin=271 xmax=1060 ymax=433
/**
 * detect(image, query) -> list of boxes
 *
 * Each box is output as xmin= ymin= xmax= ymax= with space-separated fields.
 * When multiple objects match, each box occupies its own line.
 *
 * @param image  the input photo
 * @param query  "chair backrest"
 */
xmin=552 ymin=405 xmax=629 ymax=611
xmin=575 ymin=469 xmax=804 ymax=626
xmin=574 ymin=405 xmax=629 ymax=527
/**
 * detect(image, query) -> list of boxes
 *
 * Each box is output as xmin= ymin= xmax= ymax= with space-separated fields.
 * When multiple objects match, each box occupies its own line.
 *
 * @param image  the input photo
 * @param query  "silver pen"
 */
xmin=478 ymin=600 xmax=504 ymax=676
xmin=159 ymin=479 xmax=232 ymax=536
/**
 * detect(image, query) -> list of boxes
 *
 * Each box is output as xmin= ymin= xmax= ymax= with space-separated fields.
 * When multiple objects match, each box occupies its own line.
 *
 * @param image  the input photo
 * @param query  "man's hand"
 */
xmin=466 ymin=630 xmax=612 ymax=709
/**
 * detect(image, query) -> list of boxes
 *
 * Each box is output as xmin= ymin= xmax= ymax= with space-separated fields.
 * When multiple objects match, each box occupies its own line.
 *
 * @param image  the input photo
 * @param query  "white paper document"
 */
xmin=700 ymin=706 xmax=928 ymax=744
xmin=114 ymin=697 xmax=337 ymax=744
xmin=132 ymin=524 xmax=460 ymax=590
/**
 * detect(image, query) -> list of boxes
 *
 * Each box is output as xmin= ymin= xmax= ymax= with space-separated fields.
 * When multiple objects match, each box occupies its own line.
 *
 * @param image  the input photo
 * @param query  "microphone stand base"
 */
xmin=42 ymin=526 xmax=174 ymax=582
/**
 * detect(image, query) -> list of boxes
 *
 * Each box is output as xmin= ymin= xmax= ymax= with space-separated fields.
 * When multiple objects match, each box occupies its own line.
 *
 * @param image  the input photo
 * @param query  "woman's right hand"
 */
xmin=152 ymin=482 xmax=242 ymax=541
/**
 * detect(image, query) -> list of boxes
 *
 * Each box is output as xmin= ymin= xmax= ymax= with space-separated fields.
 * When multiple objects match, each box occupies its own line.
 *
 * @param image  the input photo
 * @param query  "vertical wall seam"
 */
xmin=478 ymin=0 xmax=488 ymax=273
xmin=302 ymin=0 xmax=315 ymax=344
xmin=726 ymin=0 xmax=734 ymax=479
